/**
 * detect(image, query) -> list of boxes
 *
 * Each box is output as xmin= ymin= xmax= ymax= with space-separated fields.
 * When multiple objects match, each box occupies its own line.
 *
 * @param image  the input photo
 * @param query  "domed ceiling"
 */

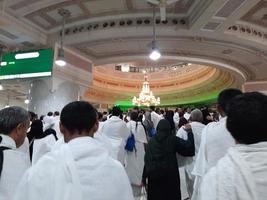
xmin=84 ymin=61 xmax=241 ymax=106
xmin=0 ymin=0 xmax=267 ymax=106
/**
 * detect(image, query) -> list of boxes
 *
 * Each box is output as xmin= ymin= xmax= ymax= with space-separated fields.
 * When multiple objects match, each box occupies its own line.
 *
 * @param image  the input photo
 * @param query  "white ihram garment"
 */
xmin=191 ymin=117 xmax=235 ymax=200
xmin=151 ymin=111 xmax=163 ymax=129
xmin=14 ymin=137 xmax=134 ymax=200
xmin=0 ymin=134 xmax=30 ymax=200
xmin=32 ymin=134 xmax=57 ymax=165
xmin=100 ymin=116 xmax=131 ymax=165
xmin=125 ymin=121 xmax=147 ymax=185
xmin=51 ymin=116 xmax=62 ymax=139
xmin=183 ymin=112 xmax=191 ymax=121
xmin=173 ymin=112 xmax=180 ymax=129
xmin=43 ymin=116 xmax=55 ymax=131
xmin=176 ymin=122 xmax=205 ymax=176
xmin=176 ymin=122 xmax=205 ymax=196
xmin=94 ymin=122 xmax=116 ymax=159
xmin=199 ymin=142 xmax=267 ymax=200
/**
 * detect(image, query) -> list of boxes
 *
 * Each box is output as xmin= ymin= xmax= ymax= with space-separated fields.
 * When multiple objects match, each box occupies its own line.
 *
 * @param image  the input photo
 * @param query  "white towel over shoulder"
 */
xmin=199 ymin=142 xmax=267 ymax=200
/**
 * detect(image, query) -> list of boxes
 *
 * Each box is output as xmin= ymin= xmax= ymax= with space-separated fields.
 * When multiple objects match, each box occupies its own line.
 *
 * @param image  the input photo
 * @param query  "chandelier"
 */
xmin=132 ymin=73 xmax=160 ymax=106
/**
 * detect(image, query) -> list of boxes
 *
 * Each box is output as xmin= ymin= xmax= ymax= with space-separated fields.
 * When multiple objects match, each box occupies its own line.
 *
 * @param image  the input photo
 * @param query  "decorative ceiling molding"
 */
xmin=227 ymin=24 xmax=267 ymax=44
xmin=241 ymin=0 xmax=267 ymax=28
xmin=7 ymin=0 xmax=192 ymax=30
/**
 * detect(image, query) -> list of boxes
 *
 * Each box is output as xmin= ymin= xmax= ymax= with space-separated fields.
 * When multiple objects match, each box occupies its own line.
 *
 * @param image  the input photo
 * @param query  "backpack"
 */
xmin=125 ymin=133 xmax=136 ymax=152
xmin=151 ymin=127 xmax=157 ymax=137
xmin=125 ymin=123 xmax=136 ymax=152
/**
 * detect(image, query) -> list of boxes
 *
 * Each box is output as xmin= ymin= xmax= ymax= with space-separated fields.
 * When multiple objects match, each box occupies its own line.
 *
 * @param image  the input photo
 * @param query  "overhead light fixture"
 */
xmin=149 ymin=41 xmax=161 ymax=61
xmin=15 ymin=52 xmax=39 ymax=60
xmin=149 ymin=5 xmax=161 ymax=61
xmin=132 ymin=72 xmax=160 ymax=106
xmin=149 ymin=50 xmax=161 ymax=61
xmin=24 ymin=99 xmax=30 ymax=104
xmin=55 ymin=48 xmax=66 ymax=67
xmin=55 ymin=9 xmax=71 ymax=67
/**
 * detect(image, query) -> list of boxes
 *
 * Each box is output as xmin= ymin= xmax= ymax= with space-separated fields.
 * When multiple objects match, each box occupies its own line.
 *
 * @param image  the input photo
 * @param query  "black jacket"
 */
xmin=143 ymin=119 xmax=195 ymax=200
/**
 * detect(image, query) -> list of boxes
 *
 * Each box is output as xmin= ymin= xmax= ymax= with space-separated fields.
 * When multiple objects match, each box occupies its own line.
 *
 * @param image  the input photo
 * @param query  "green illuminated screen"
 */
xmin=0 ymin=48 xmax=53 ymax=80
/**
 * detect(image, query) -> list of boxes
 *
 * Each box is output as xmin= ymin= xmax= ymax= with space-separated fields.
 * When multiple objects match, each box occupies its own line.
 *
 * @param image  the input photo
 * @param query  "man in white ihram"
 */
xmin=15 ymin=101 xmax=134 ymax=200
xmin=191 ymin=88 xmax=242 ymax=199
xmin=0 ymin=106 xmax=31 ymax=200
xmin=150 ymin=105 xmax=163 ymax=129
xmin=199 ymin=92 xmax=267 ymax=200
xmin=176 ymin=109 xmax=205 ymax=198
xmin=99 ymin=106 xmax=130 ymax=165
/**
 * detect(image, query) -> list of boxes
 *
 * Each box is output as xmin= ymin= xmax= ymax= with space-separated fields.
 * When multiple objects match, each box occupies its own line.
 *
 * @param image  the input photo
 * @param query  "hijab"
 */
xmin=155 ymin=119 xmax=172 ymax=141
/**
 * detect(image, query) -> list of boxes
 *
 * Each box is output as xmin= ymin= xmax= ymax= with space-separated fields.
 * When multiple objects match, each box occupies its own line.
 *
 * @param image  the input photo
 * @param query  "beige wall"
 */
xmin=242 ymin=81 xmax=267 ymax=95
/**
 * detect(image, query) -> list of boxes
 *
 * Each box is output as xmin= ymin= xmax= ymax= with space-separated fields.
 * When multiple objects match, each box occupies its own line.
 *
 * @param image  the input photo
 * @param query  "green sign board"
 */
xmin=0 ymin=48 xmax=53 ymax=80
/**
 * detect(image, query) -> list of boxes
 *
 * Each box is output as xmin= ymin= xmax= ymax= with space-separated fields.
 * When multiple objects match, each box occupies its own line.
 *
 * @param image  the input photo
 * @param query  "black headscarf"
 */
xmin=156 ymin=119 xmax=172 ymax=141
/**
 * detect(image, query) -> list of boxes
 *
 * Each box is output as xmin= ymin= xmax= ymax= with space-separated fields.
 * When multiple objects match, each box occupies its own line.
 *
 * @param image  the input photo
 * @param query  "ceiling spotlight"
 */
xmin=55 ymin=48 xmax=66 ymax=67
xmin=149 ymin=5 xmax=161 ymax=61
xmin=55 ymin=9 xmax=70 ymax=67
xmin=149 ymin=49 xmax=161 ymax=61
xmin=24 ymin=99 xmax=30 ymax=104
xmin=149 ymin=41 xmax=161 ymax=61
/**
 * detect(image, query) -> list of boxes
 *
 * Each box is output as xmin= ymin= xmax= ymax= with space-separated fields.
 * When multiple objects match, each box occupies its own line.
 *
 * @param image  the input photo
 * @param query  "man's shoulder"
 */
xmin=205 ymin=119 xmax=228 ymax=134
xmin=29 ymin=150 xmax=58 ymax=174
xmin=105 ymin=156 xmax=124 ymax=170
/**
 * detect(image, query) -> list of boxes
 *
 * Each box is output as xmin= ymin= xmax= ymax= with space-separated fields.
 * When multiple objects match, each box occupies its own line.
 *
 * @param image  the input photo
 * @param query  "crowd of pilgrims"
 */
xmin=0 ymin=88 xmax=267 ymax=200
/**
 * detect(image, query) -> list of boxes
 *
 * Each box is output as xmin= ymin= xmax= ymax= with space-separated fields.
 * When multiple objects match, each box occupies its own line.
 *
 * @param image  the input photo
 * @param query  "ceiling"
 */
xmin=0 ymin=0 xmax=267 ymax=106
xmin=83 ymin=62 xmax=240 ymax=105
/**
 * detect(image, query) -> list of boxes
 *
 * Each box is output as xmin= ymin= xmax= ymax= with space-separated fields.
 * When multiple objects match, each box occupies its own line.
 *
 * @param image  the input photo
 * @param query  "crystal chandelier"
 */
xmin=132 ymin=73 xmax=160 ymax=106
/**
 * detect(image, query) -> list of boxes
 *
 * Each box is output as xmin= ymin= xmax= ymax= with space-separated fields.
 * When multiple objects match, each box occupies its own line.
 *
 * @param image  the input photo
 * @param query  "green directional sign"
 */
xmin=0 ymin=48 xmax=53 ymax=80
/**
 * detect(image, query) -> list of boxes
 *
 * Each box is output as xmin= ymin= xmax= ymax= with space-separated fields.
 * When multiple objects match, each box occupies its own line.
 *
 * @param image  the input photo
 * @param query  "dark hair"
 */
xmin=40 ymin=115 xmax=45 ymax=121
xmin=98 ymin=112 xmax=103 ymax=120
xmin=150 ymin=105 xmax=155 ymax=111
xmin=217 ymin=88 xmax=242 ymax=113
xmin=227 ymin=92 xmax=267 ymax=144
xmin=130 ymin=111 xmax=138 ymax=121
xmin=111 ymin=106 xmax=122 ymax=116
xmin=28 ymin=111 xmax=37 ymax=121
xmin=137 ymin=113 xmax=143 ymax=122
xmin=30 ymin=120 xmax=44 ymax=138
xmin=60 ymin=101 xmax=97 ymax=134
xmin=155 ymin=108 xmax=160 ymax=114
xmin=47 ymin=112 xmax=53 ymax=116
xmin=165 ymin=110 xmax=175 ymax=130
xmin=133 ymin=106 xmax=139 ymax=111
